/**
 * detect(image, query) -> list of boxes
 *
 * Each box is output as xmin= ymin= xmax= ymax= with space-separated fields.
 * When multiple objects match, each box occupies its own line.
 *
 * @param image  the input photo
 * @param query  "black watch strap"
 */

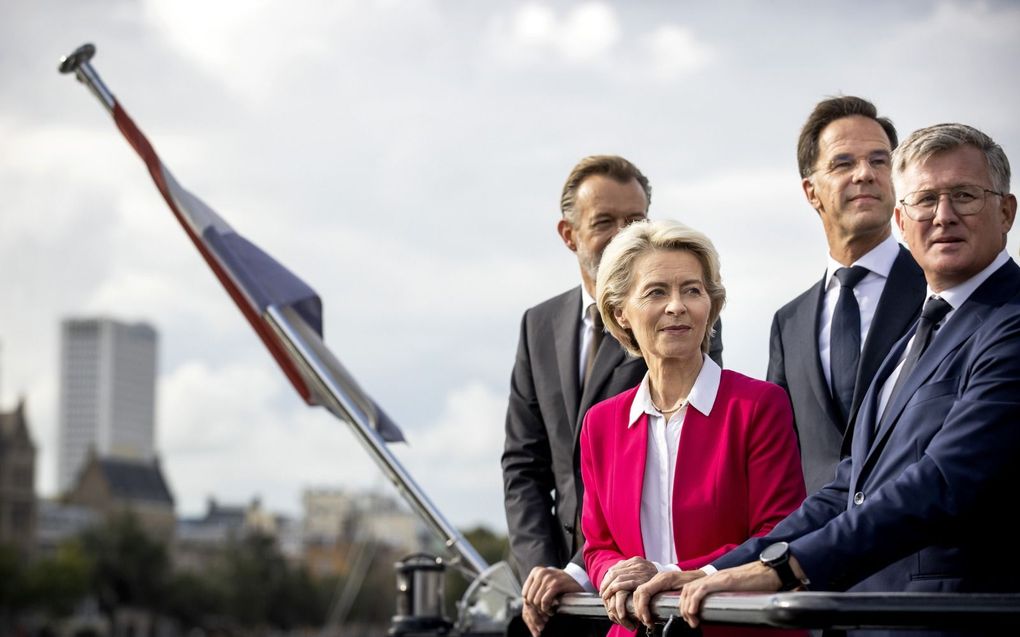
xmin=771 ymin=559 xmax=801 ymax=591
xmin=760 ymin=541 xmax=805 ymax=591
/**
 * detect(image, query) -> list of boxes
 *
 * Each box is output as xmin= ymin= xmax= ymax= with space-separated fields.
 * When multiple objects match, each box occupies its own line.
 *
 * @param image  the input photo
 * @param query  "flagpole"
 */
xmin=265 ymin=305 xmax=489 ymax=576
xmin=58 ymin=43 xmax=489 ymax=579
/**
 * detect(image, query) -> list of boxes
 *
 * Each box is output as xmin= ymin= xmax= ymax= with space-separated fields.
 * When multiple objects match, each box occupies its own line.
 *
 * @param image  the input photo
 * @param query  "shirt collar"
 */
xmin=927 ymin=249 xmax=1011 ymax=313
xmin=824 ymin=234 xmax=900 ymax=289
xmin=628 ymin=355 xmax=721 ymax=427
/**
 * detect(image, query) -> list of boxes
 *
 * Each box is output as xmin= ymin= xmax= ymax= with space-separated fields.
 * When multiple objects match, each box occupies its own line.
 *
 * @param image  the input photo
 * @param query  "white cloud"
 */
xmin=140 ymin=0 xmax=445 ymax=103
xmin=642 ymin=24 xmax=714 ymax=81
xmin=157 ymin=360 xmax=508 ymax=533
xmin=396 ymin=381 xmax=508 ymax=532
xmin=158 ymin=359 xmax=380 ymax=516
xmin=513 ymin=3 xmax=557 ymax=44
xmin=557 ymin=3 xmax=621 ymax=62
xmin=490 ymin=2 xmax=621 ymax=66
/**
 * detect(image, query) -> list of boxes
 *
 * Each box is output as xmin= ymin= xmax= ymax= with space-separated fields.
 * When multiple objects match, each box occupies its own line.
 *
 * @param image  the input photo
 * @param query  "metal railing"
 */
xmin=553 ymin=591 xmax=1020 ymax=631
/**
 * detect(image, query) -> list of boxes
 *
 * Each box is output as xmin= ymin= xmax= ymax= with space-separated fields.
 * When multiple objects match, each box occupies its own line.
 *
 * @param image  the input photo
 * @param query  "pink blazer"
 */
xmin=581 ymin=369 xmax=806 ymax=594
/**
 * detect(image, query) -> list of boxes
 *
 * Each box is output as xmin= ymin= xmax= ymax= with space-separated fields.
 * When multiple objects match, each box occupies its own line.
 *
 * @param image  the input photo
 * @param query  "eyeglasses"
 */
xmin=899 ymin=185 xmax=1004 ymax=221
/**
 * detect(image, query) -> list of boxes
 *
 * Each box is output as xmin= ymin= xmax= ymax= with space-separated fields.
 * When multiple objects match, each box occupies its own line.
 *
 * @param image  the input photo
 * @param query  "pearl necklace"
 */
xmin=651 ymin=395 xmax=687 ymax=414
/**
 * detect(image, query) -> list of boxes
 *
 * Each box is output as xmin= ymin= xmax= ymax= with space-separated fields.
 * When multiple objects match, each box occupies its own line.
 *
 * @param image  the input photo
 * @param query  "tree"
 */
xmin=444 ymin=526 xmax=510 ymax=613
xmin=23 ymin=540 xmax=93 ymax=617
xmin=0 ymin=543 xmax=27 ymax=634
xmin=79 ymin=512 xmax=169 ymax=617
xmin=162 ymin=570 xmax=226 ymax=630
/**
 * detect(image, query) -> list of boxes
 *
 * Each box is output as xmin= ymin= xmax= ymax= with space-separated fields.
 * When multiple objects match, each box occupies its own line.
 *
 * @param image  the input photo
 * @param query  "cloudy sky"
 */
xmin=2 ymin=1 xmax=1019 ymax=539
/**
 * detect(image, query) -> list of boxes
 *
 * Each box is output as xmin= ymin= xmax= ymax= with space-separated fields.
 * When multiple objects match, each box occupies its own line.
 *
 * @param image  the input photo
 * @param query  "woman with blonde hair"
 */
xmin=580 ymin=219 xmax=805 ymax=635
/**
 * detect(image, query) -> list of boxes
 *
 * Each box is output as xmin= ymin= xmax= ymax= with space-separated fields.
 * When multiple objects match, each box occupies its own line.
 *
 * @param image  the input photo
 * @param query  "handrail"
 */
xmin=554 ymin=591 xmax=1020 ymax=630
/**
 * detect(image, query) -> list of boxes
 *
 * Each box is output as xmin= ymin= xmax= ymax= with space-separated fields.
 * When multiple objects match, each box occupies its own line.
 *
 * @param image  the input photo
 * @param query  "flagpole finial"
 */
xmin=58 ymin=43 xmax=115 ymax=113
xmin=59 ymin=43 xmax=96 ymax=74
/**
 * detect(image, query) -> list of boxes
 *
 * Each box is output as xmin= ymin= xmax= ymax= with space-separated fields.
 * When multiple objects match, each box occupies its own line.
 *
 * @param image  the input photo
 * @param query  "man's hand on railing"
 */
xmin=521 ymin=566 xmax=584 ymax=636
xmin=679 ymin=558 xmax=804 ymax=627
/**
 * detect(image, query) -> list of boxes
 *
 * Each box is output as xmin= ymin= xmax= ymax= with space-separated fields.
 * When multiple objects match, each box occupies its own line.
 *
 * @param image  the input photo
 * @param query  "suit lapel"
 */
xmin=848 ymin=248 xmax=925 ymax=427
xmin=795 ymin=276 xmax=844 ymax=429
xmin=851 ymin=330 xmax=911 ymax=489
xmin=555 ymin=287 xmax=583 ymax=425
xmin=577 ymin=336 xmax=627 ymax=423
xmin=860 ymin=260 xmax=1020 ymax=476
xmin=619 ymin=410 xmax=649 ymax=558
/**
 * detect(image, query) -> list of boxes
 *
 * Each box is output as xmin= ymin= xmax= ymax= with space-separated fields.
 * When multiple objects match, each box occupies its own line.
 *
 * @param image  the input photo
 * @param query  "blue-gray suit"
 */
xmin=715 ymin=259 xmax=1020 ymax=635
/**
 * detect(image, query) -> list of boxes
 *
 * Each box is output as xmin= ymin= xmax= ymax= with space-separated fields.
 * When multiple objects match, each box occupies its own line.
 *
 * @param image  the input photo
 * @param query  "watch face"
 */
xmin=760 ymin=541 xmax=789 ymax=564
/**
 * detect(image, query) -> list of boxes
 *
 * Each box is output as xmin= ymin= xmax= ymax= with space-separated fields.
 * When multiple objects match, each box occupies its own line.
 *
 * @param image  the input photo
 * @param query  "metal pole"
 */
xmin=265 ymin=305 xmax=489 ymax=577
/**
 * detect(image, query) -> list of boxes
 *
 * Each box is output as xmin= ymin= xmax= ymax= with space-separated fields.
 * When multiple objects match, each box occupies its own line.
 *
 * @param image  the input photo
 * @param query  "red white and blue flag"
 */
xmin=109 ymin=102 xmax=405 ymax=443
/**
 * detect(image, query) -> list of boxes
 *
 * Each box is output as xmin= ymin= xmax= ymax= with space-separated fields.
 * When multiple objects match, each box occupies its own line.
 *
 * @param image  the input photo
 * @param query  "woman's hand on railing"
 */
xmin=598 ymin=557 xmax=659 ymax=629
xmin=632 ymin=569 xmax=707 ymax=629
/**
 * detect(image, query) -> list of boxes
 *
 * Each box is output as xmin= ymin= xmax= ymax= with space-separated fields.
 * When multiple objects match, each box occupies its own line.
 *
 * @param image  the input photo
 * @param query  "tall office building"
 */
xmin=57 ymin=318 xmax=158 ymax=493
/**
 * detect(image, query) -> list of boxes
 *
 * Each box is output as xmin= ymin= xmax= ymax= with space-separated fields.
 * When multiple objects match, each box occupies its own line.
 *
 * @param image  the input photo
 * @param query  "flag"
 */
xmin=110 ymin=102 xmax=405 ymax=443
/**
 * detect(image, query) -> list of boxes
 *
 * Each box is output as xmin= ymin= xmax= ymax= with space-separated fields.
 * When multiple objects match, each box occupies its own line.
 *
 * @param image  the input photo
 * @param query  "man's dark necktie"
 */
xmin=830 ymin=266 xmax=870 ymax=428
xmin=885 ymin=295 xmax=953 ymax=410
xmin=583 ymin=303 xmax=604 ymax=389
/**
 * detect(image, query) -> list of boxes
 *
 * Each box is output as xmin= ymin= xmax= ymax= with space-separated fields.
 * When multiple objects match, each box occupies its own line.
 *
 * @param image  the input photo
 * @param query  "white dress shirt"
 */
xmin=818 ymin=234 xmax=902 ymax=389
xmin=625 ymin=355 xmax=721 ymax=573
xmin=877 ymin=250 xmax=1012 ymax=416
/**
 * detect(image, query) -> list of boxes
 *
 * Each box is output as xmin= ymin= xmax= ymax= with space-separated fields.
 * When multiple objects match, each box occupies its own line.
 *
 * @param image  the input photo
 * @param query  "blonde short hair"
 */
xmin=596 ymin=219 xmax=725 ymax=357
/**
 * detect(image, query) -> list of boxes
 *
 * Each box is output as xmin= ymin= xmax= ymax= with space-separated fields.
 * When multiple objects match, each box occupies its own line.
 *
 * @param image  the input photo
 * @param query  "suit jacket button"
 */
xmin=563 ymin=523 xmax=574 ymax=533
xmin=853 ymin=491 xmax=865 ymax=505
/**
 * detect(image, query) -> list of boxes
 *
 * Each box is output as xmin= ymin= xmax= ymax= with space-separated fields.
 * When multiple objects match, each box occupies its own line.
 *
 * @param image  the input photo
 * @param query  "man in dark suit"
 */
xmin=769 ymin=96 xmax=926 ymax=494
xmin=664 ymin=123 xmax=1019 ymax=637
xmin=502 ymin=155 xmax=722 ymax=635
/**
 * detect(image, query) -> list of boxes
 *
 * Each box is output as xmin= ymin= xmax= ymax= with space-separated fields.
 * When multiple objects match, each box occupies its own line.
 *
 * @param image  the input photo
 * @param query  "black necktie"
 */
xmin=583 ymin=303 xmax=604 ymax=388
xmin=829 ymin=266 xmax=870 ymax=427
xmin=885 ymin=295 xmax=953 ymax=408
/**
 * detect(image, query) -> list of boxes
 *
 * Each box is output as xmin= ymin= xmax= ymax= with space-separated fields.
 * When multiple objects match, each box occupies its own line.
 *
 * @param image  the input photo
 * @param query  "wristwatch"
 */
xmin=759 ymin=541 xmax=806 ymax=591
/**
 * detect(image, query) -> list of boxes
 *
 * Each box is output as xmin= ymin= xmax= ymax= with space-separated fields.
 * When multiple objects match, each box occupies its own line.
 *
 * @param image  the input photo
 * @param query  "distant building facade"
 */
xmin=174 ymin=497 xmax=298 ymax=571
xmin=301 ymin=488 xmax=425 ymax=576
xmin=35 ymin=499 xmax=100 ymax=556
xmin=64 ymin=453 xmax=175 ymax=542
xmin=0 ymin=399 xmax=36 ymax=554
xmin=303 ymin=488 xmax=358 ymax=544
xmin=350 ymin=491 xmax=423 ymax=551
xmin=57 ymin=318 xmax=158 ymax=493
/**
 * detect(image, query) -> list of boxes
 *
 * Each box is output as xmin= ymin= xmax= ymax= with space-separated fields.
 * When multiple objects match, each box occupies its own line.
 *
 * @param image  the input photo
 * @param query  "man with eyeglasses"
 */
xmin=765 ymin=96 xmax=926 ymax=495
xmin=634 ymin=123 xmax=1020 ymax=637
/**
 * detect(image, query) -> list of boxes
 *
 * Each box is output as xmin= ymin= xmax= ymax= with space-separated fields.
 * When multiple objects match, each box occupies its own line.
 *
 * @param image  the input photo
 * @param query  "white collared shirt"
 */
xmin=818 ymin=235 xmax=902 ymax=389
xmin=626 ymin=355 xmax=721 ymax=572
xmin=877 ymin=250 xmax=1012 ymax=416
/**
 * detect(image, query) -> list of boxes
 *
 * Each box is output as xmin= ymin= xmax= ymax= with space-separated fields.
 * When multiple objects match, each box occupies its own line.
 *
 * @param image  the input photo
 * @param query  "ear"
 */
xmin=557 ymin=218 xmax=577 ymax=253
xmin=614 ymin=306 xmax=629 ymax=329
xmin=802 ymin=176 xmax=821 ymax=212
xmin=999 ymin=193 xmax=1017 ymax=234
xmin=894 ymin=205 xmax=908 ymax=240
